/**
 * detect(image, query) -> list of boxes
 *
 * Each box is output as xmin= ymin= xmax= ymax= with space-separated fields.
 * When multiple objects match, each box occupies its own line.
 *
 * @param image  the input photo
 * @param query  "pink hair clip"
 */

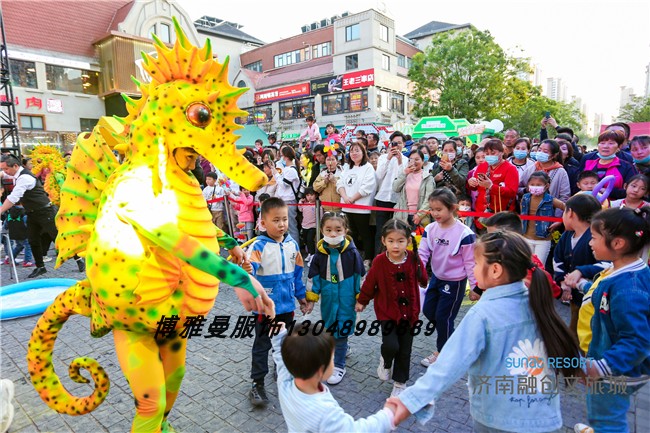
xmin=635 ymin=230 xmax=643 ymax=237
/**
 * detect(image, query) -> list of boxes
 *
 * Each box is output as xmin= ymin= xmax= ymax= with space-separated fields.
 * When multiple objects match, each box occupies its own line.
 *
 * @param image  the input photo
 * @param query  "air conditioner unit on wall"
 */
xmin=301 ymin=25 xmax=309 ymax=33
xmin=310 ymin=22 xmax=318 ymax=30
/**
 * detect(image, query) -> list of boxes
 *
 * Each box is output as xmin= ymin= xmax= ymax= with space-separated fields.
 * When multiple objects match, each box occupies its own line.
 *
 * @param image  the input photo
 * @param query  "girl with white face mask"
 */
xmin=431 ymin=140 xmax=469 ymax=193
xmin=306 ymin=213 xmax=364 ymax=386
xmin=520 ymin=171 xmax=566 ymax=264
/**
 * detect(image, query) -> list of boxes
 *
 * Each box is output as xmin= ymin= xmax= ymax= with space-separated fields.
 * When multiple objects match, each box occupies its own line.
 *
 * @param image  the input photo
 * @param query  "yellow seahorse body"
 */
xmin=26 ymin=18 xmax=268 ymax=429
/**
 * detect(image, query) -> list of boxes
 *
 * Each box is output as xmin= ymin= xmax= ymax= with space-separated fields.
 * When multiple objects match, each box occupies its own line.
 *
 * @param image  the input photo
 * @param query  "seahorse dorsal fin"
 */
xmin=92 ymin=179 xmax=106 ymax=191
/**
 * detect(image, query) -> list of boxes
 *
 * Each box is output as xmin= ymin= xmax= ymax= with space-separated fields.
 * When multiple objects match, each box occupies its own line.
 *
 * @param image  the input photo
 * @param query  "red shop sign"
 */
xmin=254 ymin=83 xmax=310 ymax=104
xmin=342 ymin=68 xmax=374 ymax=90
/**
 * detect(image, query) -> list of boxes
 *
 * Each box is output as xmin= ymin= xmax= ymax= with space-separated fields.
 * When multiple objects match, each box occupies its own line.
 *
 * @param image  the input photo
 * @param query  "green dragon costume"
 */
xmin=26 ymin=19 xmax=270 ymax=432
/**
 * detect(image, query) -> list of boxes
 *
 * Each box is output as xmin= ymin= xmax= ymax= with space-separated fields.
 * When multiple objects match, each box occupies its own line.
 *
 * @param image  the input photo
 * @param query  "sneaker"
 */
xmin=420 ymin=351 xmax=439 ymax=367
xmin=363 ymin=259 xmax=371 ymax=270
xmin=0 ymin=379 xmax=15 ymax=433
xmin=22 ymin=261 xmax=34 ymax=268
xmin=76 ymin=258 xmax=86 ymax=272
xmin=27 ymin=267 xmax=47 ymax=279
xmin=390 ymin=382 xmax=406 ymax=397
xmin=305 ymin=254 xmax=313 ymax=263
xmin=14 ymin=258 xmax=23 ymax=264
xmin=574 ymin=423 xmax=594 ymax=433
xmin=249 ymin=382 xmax=269 ymax=407
xmin=327 ymin=367 xmax=346 ymax=385
xmin=2 ymin=257 xmax=8 ymax=265
xmin=42 ymin=256 xmax=53 ymax=263
xmin=377 ymin=356 xmax=391 ymax=381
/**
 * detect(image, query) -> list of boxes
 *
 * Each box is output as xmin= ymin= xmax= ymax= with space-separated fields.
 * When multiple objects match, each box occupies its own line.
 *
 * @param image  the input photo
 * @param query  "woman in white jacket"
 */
xmin=337 ymin=142 xmax=377 ymax=263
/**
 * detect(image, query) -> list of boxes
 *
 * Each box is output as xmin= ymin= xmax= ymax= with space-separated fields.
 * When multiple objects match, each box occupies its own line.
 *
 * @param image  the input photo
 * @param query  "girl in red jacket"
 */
xmin=467 ymin=139 xmax=519 ymax=230
xmin=356 ymin=219 xmax=428 ymax=398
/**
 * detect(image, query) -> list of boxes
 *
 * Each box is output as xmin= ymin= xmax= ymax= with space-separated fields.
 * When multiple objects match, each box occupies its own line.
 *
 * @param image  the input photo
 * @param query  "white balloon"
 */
xmin=488 ymin=119 xmax=504 ymax=133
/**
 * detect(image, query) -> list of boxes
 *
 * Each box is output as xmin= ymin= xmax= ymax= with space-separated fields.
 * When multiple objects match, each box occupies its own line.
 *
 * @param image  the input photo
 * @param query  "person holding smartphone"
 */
xmin=467 ymin=139 xmax=519 ymax=231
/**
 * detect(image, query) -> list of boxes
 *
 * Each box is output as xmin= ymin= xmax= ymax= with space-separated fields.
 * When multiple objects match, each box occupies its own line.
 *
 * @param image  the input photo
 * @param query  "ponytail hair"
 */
xmin=479 ymin=231 xmax=580 ymax=378
xmin=381 ymin=218 xmax=423 ymax=280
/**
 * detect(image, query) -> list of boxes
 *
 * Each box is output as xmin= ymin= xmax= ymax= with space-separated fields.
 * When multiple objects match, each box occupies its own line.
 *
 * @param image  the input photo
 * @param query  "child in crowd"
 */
xmin=313 ymin=151 xmax=342 ymax=212
xmin=552 ymin=194 xmax=608 ymax=340
xmin=202 ymin=172 xmax=226 ymax=231
xmin=417 ymin=188 xmax=476 ymax=367
xmin=574 ymin=207 xmax=650 ymax=433
xmin=229 ymin=187 xmax=255 ymax=241
xmin=465 ymin=147 xmax=485 ymax=209
xmin=357 ymin=219 xmax=428 ymax=397
xmin=388 ymin=231 xmax=581 ymax=433
xmin=3 ymin=205 xmax=34 ymax=267
xmin=610 ymin=174 xmax=650 ymax=209
xmin=307 ymin=213 xmax=364 ymax=385
xmin=299 ymin=187 xmax=321 ymax=262
xmin=576 ymin=170 xmax=611 ymax=208
xmin=245 ymin=198 xmax=310 ymax=407
xmin=457 ymin=196 xmax=474 ymax=230
xmin=521 ymin=171 xmax=565 ymax=265
xmin=254 ymin=193 xmax=271 ymax=235
xmin=271 ymin=322 xmax=396 ymax=432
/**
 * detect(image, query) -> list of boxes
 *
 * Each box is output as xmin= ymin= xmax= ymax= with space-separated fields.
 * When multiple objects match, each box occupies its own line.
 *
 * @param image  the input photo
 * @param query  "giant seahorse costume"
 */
xmin=26 ymin=19 xmax=270 ymax=432
xmin=30 ymin=145 xmax=67 ymax=205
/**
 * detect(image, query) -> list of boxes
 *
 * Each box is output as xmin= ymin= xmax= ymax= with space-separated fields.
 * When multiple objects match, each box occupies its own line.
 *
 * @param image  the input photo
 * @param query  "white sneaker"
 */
xmin=390 ymin=382 xmax=406 ymax=397
xmin=420 ymin=351 xmax=439 ymax=367
xmin=377 ymin=356 xmax=391 ymax=381
xmin=0 ymin=379 xmax=15 ymax=433
xmin=327 ymin=367 xmax=346 ymax=385
xmin=42 ymin=256 xmax=53 ymax=263
xmin=305 ymin=254 xmax=313 ymax=263
xmin=363 ymin=259 xmax=371 ymax=270
xmin=574 ymin=423 xmax=594 ymax=433
xmin=13 ymin=258 xmax=23 ymax=264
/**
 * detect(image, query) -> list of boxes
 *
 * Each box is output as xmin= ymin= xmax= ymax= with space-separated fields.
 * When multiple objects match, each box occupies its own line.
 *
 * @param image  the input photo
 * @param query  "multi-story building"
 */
xmin=546 ymin=77 xmax=568 ymax=102
xmin=403 ymin=20 xmax=471 ymax=50
xmin=1 ymin=0 xmax=264 ymax=152
xmin=619 ymin=85 xmax=636 ymax=110
xmin=233 ymin=9 xmax=421 ymax=140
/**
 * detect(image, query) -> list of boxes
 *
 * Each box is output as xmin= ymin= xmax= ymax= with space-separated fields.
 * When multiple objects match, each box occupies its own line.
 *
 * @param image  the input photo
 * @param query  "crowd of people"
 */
xmin=1 ymin=114 xmax=649 ymax=433
xmin=217 ymin=116 xmax=649 ymax=433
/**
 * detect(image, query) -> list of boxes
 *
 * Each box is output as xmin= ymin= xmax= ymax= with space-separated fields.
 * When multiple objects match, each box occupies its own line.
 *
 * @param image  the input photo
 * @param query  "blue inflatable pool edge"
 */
xmin=0 ymin=278 xmax=78 ymax=320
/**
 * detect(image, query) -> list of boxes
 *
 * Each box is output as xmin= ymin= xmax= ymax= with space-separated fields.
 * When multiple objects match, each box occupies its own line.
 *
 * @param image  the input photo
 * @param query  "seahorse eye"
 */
xmin=186 ymin=103 xmax=212 ymax=128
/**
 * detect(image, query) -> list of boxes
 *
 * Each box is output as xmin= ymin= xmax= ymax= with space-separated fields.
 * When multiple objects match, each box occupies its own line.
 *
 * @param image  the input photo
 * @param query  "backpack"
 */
xmin=6 ymin=207 xmax=28 ymax=240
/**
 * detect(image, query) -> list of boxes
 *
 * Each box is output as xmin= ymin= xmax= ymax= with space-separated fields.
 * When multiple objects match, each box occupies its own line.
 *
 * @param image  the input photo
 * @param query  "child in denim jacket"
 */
xmin=388 ymin=231 xmax=581 ymax=433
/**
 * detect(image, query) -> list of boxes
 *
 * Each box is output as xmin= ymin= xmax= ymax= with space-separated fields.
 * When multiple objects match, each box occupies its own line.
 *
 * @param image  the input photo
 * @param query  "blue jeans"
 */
xmin=422 ymin=276 xmax=466 ymax=352
xmin=334 ymin=337 xmax=348 ymax=369
xmin=587 ymin=382 xmax=644 ymax=433
xmin=474 ymin=420 xmax=562 ymax=433
xmin=12 ymin=239 xmax=34 ymax=262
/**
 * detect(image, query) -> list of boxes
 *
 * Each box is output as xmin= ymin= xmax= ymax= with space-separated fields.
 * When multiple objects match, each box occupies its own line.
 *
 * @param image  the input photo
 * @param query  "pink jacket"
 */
xmin=229 ymin=193 xmax=255 ymax=222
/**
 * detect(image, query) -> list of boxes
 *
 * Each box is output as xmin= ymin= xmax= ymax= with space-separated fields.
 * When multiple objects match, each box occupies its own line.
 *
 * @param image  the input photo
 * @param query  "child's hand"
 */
xmin=242 ymin=259 xmax=253 ymax=274
xmin=298 ymin=298 xmax=310 ymax=315
xmin=386 ymin=397 xmax=412 ymax=425
xmin=469 ymin=291 xmax=481 ymax=302
xmin=564 ymin=270 xmax=583 ymax=288
xmin=355 ymin=302 xmax=365 ymax=312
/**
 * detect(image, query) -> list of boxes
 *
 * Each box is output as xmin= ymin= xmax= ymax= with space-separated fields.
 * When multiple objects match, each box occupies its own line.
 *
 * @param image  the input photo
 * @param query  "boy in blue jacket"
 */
xmin=246 ymin=197 xmax=309 ymax=408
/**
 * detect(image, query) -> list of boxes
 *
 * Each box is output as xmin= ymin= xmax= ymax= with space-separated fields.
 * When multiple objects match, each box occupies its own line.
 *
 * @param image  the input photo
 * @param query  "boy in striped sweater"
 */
xmin=272 ymin=322 xmax=396 ymax=432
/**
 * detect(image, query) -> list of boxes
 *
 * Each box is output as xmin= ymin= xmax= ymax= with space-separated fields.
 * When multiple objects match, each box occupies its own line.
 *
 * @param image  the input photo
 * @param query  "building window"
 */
xmin=312 ymin=42 xmax=331 ymax=59
xmin=18 ymin=114 xmax=45 ymax=130
xmin=236 ymin=105 xmax=273 ymax=125
xmin=345 ymin=54 xmax=358 ymax=71
xmin=397 ymin=54 xmax=405 ymax=68
xmin=382 ymin=54 xmax=390 ymax=71
xmin=244 ymin=61 xmax=262 ymax=72
xmin=80 ymin=118 xmax=99 ymax=132
xmin=380 ymin=24 xmax=389 ymax=42
xmin=237 ymin=80 xmax=247 ymax=88
xmin=346 ymin=24 xmax=360 ymax=41
xmin=322 ymin=90 xmax=369 ymax=115
xmin=149 ymin=22 xmax=172 ymax=44
xmin=407 ymin=57 xmax=413 ymax=69
xmin=9 ymin=59 xmax=38 ymax=89
xmin=45 ymin=65 xmax=100 ymax=94
xmin=279 ymin=98 xmax=315 ymax=120
xmin=376 ymin=89 xmax=404 ymax=113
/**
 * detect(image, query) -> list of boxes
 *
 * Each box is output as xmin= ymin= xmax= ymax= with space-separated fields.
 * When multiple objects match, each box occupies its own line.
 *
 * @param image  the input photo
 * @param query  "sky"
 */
xmin=181 ymin=0 xmax=650 ymax=123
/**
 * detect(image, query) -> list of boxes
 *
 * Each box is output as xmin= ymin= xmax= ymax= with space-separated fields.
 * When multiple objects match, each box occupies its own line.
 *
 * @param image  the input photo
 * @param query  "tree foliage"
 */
xmin=618 ymin=97 xmax=650 ymax=123
xmin=408 ymin=27 xmax=532 ymax=123
xmin=504 ymin=95 xmax=584 ymax=139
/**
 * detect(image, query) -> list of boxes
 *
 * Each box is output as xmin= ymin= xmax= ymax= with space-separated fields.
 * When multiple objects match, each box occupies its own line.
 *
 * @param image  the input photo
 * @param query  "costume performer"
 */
xmin=26 ymin=18 xmax=273 ymax=433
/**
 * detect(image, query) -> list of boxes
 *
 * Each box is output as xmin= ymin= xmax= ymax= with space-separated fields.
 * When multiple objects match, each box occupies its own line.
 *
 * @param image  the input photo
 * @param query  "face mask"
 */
xmin=530 ymin=152 xmax=538 ymax=161
xmin=423 ymin=155 xmax=430 ymax=162
xmin=536 ymin=152 xmax=550 ymax=163
xmin=485 ymin=155 xmax=499 ymax=166
xmin=457 ymin=148 xmax=463 ymax=156
xmin=513 ymin=150 xmax=528 ymax=160
xmin=633 ymin=154 xmax=650 ymax=165
xmin=323 ymin=235 xmax=344 ymax=246
xmin=280 ymin=159 xmax=287 ymax=167
xmin=459 ymin=205 xmax=471 ymax=211
xmin=597 ymin=152 xmax=616 ymax=161
xmin=447 ymin=152 xmax=456 ymax=161
xmin=529 ymin=186 xmax=545 ymax=196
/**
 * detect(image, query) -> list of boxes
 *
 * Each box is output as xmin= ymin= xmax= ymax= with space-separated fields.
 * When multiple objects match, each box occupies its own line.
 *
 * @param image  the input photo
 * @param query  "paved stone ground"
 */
xmin=1 ymin=253 xmax=648 ymax=433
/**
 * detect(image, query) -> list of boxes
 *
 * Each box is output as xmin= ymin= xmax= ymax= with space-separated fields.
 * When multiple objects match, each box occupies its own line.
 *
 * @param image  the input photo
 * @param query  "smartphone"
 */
xmin=477 ymin=173 xmax=487 ymax=181
xmin=545 ymin=111 xmax=551 ymax=119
